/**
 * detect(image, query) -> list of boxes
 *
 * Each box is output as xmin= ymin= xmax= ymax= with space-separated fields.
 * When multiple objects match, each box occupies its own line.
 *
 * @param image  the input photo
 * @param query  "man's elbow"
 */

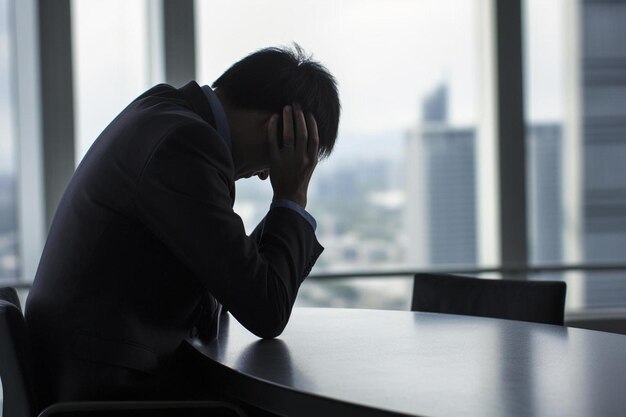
xmin=246 ymin=306 xmax=290 ymax=339
xmin=255 ymin=326 xmax=285 ymax=340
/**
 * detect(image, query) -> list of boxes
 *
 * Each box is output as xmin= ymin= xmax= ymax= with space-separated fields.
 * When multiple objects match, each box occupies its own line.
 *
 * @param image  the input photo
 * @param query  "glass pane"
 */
xmin=1 ymin=0 xmax=16 ymax=407
xmin=525 ymin=0 xmax=626 ymax=311
xmin=72 ymin=0 xmax=154 ymax=164
xmin=524 ymin=0 xmax=565 ymax=269
xmin=580 ymin=0 xmax=626 ymax=311
xmin=296 ymin=276 xmax=413 ymax=310
xmin=196 ymin=0 xmax=486 ymax=289
xmin=0 ymin=0 xmax=19 ymax=282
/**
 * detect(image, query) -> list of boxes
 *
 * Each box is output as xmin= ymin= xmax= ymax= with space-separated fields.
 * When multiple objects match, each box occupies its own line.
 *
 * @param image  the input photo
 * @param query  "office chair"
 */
xmin=411 ymin=273 xmax=567 ymax=325
xmin=0 ymin=287 xmax=246 ymax=417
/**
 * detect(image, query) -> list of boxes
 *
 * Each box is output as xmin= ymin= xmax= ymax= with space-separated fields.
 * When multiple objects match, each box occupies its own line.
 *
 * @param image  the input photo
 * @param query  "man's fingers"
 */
xmin=306 ymin=112 xmax=319 ymax=164
xmin=282 ymin=105 xmax=294 ymax=148
xmin=267 ymin=114 xmax=279 ymax=161
xmin=294 ymin=104 xmax=308 ymax=150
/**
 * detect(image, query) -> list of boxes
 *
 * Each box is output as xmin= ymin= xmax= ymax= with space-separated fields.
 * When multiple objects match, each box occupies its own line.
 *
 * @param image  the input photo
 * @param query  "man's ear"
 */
xmin=261 ymin=112 xmax=283 ymax=147
xmin=275 ymin=113 xmax=284 ymax=147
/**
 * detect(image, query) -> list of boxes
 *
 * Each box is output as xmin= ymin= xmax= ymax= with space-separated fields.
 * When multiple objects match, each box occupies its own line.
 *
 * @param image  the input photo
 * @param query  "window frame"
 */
xmin=8 ymin=0 xmax=625 ymax=315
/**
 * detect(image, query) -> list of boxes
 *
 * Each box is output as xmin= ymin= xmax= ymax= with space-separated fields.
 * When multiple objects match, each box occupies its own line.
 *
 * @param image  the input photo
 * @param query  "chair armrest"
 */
xmin=38 ymin=400 xmax=246 ymax=417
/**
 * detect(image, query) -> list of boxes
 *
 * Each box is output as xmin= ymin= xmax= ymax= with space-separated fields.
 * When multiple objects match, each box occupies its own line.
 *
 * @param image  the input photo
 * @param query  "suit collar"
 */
xmin=200 ymin=85 xmax=231 ymax=146
xmin=178 ymin=81 xmax=217 ymax=130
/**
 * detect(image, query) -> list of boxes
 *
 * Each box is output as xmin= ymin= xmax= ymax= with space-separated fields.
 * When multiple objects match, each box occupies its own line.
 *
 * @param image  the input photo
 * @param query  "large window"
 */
xmin=72 ymin=0 xmax=158 ymax=163
xmin=0 ymin=0 xmax=18 ymax=282
xmin=524 ymin=0 xmax=626 ymax=312
xmin=2 ymin=0 xmax=622 ymax=315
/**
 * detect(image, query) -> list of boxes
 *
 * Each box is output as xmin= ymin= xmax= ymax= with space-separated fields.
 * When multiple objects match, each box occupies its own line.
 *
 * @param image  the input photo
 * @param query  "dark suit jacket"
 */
xmin=25 ymin=81 xmax=323 ymax=405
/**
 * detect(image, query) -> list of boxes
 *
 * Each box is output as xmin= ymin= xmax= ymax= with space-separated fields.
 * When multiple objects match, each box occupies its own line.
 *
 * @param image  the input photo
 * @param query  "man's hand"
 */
xmin=268 ymin=104 xmax=319 ymax=208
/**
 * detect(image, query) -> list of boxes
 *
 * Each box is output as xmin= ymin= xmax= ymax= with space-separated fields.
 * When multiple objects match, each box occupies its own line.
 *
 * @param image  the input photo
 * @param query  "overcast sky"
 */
xmin=1 ymin=0 xmax=566 ymax=172
xmin=197 ymin=0 xmax=565 ymax=131
xmin=79 ymin=0 xmax=566 ymax=163
xmin=197 ymin=0 xmax=479 ymax=135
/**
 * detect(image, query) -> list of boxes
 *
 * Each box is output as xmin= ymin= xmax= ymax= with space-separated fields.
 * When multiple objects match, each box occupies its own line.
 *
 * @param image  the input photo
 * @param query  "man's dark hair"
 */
xmin=213 ymin=44 xmax=340 ymax=159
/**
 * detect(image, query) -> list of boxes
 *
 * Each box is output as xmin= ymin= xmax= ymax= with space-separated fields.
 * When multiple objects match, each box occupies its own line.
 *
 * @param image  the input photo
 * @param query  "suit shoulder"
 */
xmin=143 ymin=118 xmax=234 ymax=183
xmin=132 ymin=83 xmax=177 ymax=103
xmin=161 ymin=118 xmax=231 ymax=159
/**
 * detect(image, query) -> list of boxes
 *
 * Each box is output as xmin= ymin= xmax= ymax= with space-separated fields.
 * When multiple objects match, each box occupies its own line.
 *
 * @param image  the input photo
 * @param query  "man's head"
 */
xmin=213 ymin=44 xmax=340 ymax=180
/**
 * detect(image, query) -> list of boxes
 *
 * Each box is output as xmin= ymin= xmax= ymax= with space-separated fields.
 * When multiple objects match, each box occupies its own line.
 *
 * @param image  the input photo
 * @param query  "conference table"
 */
xmin=190 ymin=308 xmax=626 ymax=417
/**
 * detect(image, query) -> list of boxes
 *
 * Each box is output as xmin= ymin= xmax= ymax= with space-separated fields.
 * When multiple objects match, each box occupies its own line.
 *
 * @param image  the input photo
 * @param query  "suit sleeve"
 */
xmin=134 ymin=122 xmax=323 ymax=339
xmin=250 ymin=216 xmax=266 ymax=244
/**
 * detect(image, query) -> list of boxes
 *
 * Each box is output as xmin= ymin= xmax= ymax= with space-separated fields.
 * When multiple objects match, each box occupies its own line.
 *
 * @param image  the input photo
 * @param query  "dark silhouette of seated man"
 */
xmin=25 ymin=45 xmax=340 ymax=408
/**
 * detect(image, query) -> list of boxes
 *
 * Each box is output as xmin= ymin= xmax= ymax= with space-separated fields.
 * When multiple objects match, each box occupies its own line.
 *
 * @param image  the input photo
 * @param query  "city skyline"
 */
xmin=1 ymin=0 xmax=625 ymax=312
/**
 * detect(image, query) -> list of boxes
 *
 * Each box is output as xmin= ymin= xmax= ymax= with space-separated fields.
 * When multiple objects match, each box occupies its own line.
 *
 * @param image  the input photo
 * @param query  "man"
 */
xmin=25 ymin=45 xmax=340 ymax=407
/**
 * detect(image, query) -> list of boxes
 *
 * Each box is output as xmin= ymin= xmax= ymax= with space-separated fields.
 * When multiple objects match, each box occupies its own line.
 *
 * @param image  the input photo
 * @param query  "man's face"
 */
xmin=229 ymin=108 xmax=273 ymax=181
xmin=240 ymin=168 xmax=269 ymax=180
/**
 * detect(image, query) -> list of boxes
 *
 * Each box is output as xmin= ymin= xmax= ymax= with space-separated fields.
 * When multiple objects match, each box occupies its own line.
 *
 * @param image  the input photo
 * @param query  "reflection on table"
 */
xmin=191 ymin=308 xmax=626 ymax=417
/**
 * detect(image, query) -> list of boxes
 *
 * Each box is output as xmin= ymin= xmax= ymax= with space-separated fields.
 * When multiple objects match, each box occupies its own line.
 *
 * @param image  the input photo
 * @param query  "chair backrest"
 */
xmin=0 ymin=287 xmax=37 ymax=417
xmin=411 ymin=274 xmax=567 ymax=325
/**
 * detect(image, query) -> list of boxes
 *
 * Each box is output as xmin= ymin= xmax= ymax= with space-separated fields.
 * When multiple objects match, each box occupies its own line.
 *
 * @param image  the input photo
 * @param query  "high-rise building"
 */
xmin=405 ymin=84 xmax=477 ymax=267
xmin=580 ymin=0 xmax=626 ymax=307
xmin=527 ymin=124 xmax=563 ymax=279
xmin=406 ymin=84 xmax=563 ymax=272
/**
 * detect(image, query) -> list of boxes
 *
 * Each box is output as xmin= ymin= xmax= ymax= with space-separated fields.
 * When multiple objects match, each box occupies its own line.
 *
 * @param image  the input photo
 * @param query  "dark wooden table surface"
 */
xmin=191 ymin=308 xmax=626 ymax=417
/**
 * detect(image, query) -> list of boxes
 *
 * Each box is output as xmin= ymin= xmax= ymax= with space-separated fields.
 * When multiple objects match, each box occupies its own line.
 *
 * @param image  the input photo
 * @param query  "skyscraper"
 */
xmin=580 ymin=0 xmax=626 ymax=307
xmin=405 ymin=84 xmax=477 ymax=267
xmin=406 ymin=84 xmax=562 ymax=273
xmin=527 ymin=124 xmax=563 ymax=279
